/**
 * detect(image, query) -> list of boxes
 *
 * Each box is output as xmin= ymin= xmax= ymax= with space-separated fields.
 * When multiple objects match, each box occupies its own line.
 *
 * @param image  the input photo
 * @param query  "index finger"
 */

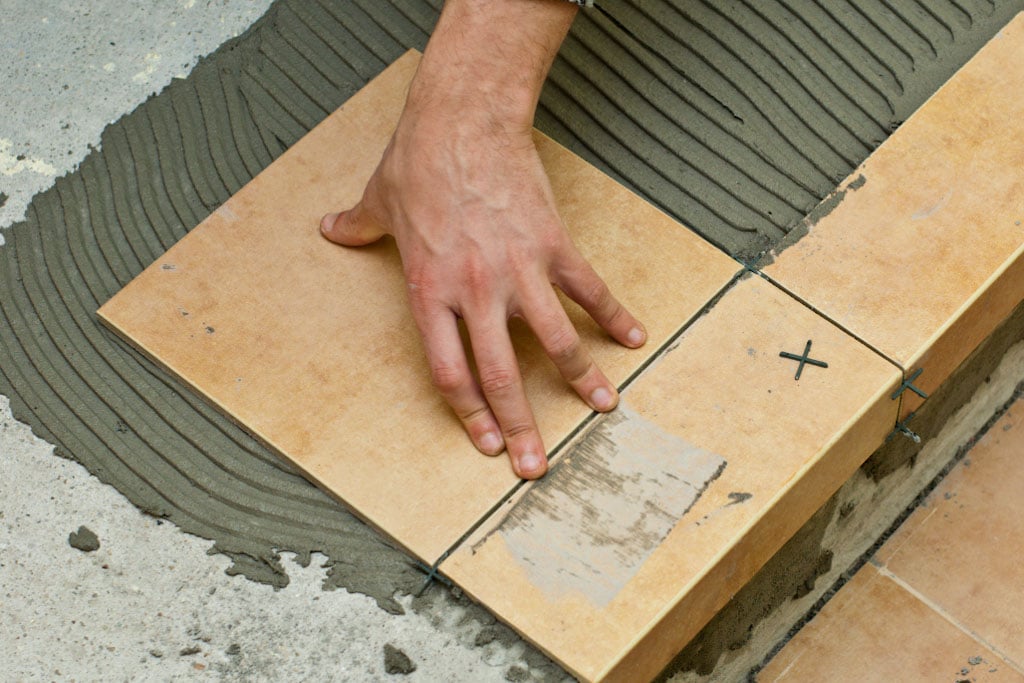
xmin=555 ymin=250 xmax=647 ymax=349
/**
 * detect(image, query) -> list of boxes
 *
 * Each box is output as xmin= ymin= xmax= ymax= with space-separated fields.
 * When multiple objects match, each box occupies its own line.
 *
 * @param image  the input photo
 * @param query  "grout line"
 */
xmin=874 ymin=505 xmax=938 ymax=563
xmin=875 ymin=565 xmax=1024 ymax=675
xmin=423 ymin=271 xmax=745 ymax=573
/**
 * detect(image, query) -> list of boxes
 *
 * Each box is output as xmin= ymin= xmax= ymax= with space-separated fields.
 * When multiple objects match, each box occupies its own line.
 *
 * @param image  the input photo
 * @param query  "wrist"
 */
xmin=405 ymin=0 xmax=577 ymax=132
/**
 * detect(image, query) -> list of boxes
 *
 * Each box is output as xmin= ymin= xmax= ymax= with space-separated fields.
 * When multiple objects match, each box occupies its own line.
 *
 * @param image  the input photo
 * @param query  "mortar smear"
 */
xmin=495 ymin=406 xmax=725 ymax=607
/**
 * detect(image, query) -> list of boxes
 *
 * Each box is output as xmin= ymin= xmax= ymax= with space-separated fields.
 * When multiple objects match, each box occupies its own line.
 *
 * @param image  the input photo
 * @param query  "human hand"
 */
xmin=319 ymin=0 xmax=646 ymax=479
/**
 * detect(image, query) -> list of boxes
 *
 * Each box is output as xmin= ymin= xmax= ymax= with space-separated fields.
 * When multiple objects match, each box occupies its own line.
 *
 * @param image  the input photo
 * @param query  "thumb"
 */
xmin=319 ymin=203 xmax=386 ymax=247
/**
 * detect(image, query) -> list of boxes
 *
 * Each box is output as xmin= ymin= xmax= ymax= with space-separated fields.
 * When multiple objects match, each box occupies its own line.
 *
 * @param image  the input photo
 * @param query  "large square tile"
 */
xmin=760 ymin=564 xmax=1023 ymax=683
xmin=97 ymin=51 xmax=739 ymax=563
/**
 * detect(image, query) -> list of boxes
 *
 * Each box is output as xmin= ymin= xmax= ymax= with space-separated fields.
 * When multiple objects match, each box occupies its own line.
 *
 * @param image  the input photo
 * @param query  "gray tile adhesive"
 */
xmin=0 ymin=0 xmax=1020 ymax=621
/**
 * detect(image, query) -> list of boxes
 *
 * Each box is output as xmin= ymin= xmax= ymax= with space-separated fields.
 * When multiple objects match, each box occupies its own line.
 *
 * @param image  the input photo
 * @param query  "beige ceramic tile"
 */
xmin=875 ymin=407 xmax=1024 ymax=667
xmin=442 ymin=275 xmax=901 ymax=682
xmin=765 ymin=13 xmax=1024 ymax=419
xmin=759 ymin=564 xmax=1024 ymax=683
xmin=97 ymin=51 xmax=739 ymax=564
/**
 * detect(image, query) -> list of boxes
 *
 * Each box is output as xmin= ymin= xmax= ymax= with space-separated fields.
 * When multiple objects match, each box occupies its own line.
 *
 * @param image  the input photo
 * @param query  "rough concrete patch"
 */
xmin=407 ymin=588 xmax=571 ymax=682
xmin=505 ymin=665 xmax=531 ymax=682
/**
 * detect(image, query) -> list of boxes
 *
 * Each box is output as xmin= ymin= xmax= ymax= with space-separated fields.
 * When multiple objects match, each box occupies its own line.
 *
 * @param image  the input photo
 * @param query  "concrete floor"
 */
xmin=0 ymin=3 xmax=525 ymax=680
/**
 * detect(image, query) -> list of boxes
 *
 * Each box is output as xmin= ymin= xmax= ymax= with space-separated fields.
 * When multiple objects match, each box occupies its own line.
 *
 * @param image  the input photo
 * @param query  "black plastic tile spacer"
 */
xmin=779 ymin=339 xmax=829 ymax=380
xmin=891 ymin=367 xmax=929 ymax=401
xmin=888 ymin=411 xmax=922 ymax=444
xmin=413 ymin=552 xmax=453 ymax=597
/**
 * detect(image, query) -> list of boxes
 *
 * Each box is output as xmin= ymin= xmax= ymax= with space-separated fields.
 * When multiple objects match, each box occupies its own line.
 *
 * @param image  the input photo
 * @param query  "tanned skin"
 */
xmin=321 ymin=0 xmax=645 ymax=479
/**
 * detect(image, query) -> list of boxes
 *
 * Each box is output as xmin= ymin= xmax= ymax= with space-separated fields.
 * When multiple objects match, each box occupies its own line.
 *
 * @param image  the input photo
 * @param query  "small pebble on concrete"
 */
xmin=384 ymin=643 xmax=416 ymax=675
xmin=68 ymin=526 xmax=100 ymax=552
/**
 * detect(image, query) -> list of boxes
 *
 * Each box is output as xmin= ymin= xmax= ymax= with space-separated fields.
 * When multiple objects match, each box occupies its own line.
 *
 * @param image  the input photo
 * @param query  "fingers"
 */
xmin=320 ymin=202 xmax=386 ymax=246
xmin=412 ymin=304 xmax=505 ymax=457
xmin=556 ymin=252 xmax=647 ymax=349
xmin=521 ymin=284 xmax=619 ymax=414
xmin=466 ymin=315 xmax=548 ymax=480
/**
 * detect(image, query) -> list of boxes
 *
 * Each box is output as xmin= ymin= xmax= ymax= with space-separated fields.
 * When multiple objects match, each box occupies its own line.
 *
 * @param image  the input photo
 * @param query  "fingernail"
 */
xmin=480 ymin=431 xmax=503 ymax=455
xmin=590 ymin=386 xmax=616 ymax=411
xmin=320 ymin=213 xmax=339 ymax=234
xmin=518 ymin=452 xmax=543 ymax=475
xmin=627 ymin=327 xmax=646 ymax=346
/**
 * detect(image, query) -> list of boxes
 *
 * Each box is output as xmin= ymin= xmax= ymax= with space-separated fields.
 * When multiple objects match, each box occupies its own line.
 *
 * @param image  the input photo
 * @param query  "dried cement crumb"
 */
xmin=505 ymin=665 xmax=530 ymax=682
xmin=474 ymin=626 xmax=500 ymax=647
xmin=68 ymin=526 xmax=100 ymax=552
xmin=383 ymin=644 xmax=416 ymax=675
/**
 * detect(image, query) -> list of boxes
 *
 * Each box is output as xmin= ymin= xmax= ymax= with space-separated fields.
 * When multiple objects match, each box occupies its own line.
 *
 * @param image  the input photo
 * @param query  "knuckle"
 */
xmin=404 ymin=271 xmax=441 ymax=310
xmin=547 ymin=326 xmax=582 ymax=366
xmin=585 ymin=278 xmax=627 ymax=325
xmin=456 ymin=404 xmax=491 ymax=424
xmin=603 ymin=298 xmax=627 ymax=326
xmin=478 ymin=366 xmax=519 ymax=396
xmin=429 ymin=363 xmax=466 ymax=394
xmin=502 ymin=420 xmax=535 ymax=441
xmin=567 ymin=357 xmax=596 ymax=385
xmin=583 ymin=277 xmax=612 ymax=309
xmin=403 ymin=265 xmax=429 ymax=292
xmin=459 ymin=259 xmax=499 ymax=303
xmin=462 ymin=265 xmax=490 ymax=297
